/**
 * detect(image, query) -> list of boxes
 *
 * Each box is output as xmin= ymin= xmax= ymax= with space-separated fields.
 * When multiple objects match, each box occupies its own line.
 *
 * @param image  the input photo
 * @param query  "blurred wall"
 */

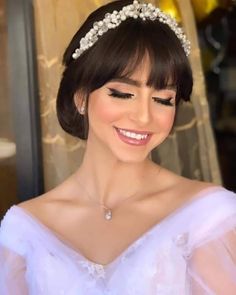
xmin=0 ymin=0 xmax=18 ymax=218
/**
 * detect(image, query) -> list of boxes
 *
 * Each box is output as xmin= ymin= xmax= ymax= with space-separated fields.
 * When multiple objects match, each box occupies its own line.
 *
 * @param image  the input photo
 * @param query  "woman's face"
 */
xmin=86 ymin=58 xmax=176 ymax=163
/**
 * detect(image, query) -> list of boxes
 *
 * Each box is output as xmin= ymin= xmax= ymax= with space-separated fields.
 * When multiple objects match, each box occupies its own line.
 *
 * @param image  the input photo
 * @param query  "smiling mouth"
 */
xmin=114 ymin=127 xmax=152 ymax=141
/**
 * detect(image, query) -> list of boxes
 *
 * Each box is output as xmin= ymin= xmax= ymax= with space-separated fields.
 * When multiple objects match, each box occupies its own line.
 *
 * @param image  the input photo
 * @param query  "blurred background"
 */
xmin=0 ymin=0 xmax=236 ymax=218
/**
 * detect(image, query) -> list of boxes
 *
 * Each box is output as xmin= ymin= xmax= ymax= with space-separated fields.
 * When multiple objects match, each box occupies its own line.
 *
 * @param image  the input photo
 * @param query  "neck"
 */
xmin=74 ymin=138 xmax=158 ymax=208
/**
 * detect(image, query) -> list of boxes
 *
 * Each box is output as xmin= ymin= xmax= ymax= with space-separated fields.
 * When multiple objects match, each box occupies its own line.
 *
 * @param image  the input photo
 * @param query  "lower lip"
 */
xmin=114 ymin=128 xmax=152 ymax=146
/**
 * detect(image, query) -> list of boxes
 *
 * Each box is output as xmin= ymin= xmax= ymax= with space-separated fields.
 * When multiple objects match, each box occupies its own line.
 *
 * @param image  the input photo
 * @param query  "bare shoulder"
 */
xmin=178 ymin=177 xmax=220 ymax=197
xmin=16 ymin=177 xmax=74 ymax=223
xmin=16 ymin=173 xmax=85 ymax=229
xmin=171 ymin=173 xmax=221 ymax=203
xmin=16 ymin=192 xmax=72 ymax=233
xmin=17 ymin=172 xmax=79 ymax=210
xmin=155 ymin=165 xmax=221 ymax=202
xmin=16 ymin=191 xmax=56 ymax=222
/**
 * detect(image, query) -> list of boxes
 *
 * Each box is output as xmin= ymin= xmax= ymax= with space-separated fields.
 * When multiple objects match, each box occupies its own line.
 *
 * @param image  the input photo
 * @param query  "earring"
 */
xmin=80 ymin=102 xmax=86 ymax=115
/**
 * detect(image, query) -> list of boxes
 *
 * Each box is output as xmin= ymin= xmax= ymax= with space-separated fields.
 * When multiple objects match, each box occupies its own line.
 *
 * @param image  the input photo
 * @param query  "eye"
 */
xmin=107 ymin=88 xmax=134 ymax=99
xmin=152 ymin=97 xmax=175 ymax=106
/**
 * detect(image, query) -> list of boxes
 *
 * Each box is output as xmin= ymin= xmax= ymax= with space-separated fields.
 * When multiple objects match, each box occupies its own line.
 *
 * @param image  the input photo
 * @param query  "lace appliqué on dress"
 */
xmin=79 ymin=261 xmax=106 ymax=279
xmin=172 ymin=232 xmax=191 ymax=259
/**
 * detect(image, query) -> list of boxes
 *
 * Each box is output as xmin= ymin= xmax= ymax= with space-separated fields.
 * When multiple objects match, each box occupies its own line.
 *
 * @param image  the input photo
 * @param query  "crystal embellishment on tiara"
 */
xmin=72 ymin=0 xmax=191 ymax=60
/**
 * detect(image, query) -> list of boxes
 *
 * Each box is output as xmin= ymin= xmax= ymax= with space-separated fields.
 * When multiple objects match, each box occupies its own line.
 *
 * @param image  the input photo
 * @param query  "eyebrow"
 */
xmin=109 ymin=77 xmax=176 ymax=91
xmin=110 ymin=77 xmax=142 ymax=87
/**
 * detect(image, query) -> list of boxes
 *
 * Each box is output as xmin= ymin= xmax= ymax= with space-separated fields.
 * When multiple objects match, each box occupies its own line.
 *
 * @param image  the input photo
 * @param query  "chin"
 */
xmin=110 ymin=135 xmax=169 ymax=164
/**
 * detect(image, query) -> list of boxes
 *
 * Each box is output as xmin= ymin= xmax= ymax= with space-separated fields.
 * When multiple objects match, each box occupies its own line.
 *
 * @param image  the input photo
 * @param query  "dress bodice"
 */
xmin=1 ymin=187 xmax=236 ymax=294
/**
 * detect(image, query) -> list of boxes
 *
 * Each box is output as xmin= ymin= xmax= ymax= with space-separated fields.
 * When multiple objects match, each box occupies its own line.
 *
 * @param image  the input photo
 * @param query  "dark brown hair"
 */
xmin=57 ymin=0 xmax=193 ymax=140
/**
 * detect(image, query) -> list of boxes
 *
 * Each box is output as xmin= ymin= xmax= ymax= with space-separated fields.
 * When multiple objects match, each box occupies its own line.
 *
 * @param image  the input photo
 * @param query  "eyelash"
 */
xmin=108 ymin=88 xmax=175 ymax=106
xmin=108 ymin=88 xmax=133 ymax=99
xmin=152 ymin=97 xmax=175 ymax=106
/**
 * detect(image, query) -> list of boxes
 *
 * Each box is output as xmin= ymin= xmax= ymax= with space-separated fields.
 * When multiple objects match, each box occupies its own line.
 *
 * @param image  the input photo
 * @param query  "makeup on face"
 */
xmin=86 ymin=57 xmax=176 ymax=164
xmin=106 ymin=77 xmax=176 ymax=107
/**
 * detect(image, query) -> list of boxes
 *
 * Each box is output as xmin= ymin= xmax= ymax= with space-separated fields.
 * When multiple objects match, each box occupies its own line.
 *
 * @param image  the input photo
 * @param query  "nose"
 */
xmin=129 ymin=97 xmax=152 ymax=125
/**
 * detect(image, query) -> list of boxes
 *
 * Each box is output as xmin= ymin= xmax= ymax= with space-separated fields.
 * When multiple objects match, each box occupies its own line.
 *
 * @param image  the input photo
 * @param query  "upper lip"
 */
xmin=115 ymin=127 xmax=153 ymax=135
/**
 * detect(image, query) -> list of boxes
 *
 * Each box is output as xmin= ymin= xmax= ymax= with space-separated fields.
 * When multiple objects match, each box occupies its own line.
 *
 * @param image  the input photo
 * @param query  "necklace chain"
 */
xmin=77 ymin=179 xmax=141 ymax=221
xmin=77 ymin=167 xmax=161 ymax=221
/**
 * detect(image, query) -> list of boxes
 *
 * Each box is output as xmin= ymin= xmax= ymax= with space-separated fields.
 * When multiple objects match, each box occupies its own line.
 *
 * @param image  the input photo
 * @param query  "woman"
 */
xmin=0 ymin=0 xmax=236 ymax=294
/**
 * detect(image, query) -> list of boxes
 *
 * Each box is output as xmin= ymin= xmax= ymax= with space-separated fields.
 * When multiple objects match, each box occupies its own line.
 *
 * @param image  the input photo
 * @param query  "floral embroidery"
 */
xmin=79 ymin=260 xmax=106 ymax=279
xmin=172 ymin=232 xmax=189 ymax=247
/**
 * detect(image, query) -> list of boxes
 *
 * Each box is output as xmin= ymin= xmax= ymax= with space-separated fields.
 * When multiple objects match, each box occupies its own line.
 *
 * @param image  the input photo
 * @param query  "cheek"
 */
xmin=89 ymin=96 xmax=123 ymax=124
xmin=154 ymin=108 xmax=176 ymax=132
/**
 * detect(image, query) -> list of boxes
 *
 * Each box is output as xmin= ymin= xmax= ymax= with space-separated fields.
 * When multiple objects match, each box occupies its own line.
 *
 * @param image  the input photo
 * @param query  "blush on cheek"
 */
xmin=90 ymin=96 xmax=124 ymax=124
xmin=158 ymin=110 xmax=175 ymax=132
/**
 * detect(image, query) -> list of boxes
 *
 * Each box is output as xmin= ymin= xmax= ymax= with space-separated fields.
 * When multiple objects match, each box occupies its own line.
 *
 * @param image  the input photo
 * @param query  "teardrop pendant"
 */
xmin=104 ymin=208 xmax=112 ymax=220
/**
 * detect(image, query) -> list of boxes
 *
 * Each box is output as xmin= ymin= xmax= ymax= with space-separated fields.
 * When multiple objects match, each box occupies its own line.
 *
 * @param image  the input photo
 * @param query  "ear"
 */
xmin=74 ymin=91 xmax=86 ymax=115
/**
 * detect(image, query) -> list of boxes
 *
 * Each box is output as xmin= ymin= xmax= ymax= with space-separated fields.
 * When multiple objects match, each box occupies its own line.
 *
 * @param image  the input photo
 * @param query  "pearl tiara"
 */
xmin=72 ymin=0 xmax=191 ymax=60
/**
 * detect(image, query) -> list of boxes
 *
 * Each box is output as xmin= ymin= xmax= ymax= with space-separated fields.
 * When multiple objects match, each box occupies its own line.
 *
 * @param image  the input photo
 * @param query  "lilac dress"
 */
xmin=1 ymin=187 xmax=236 ymax=294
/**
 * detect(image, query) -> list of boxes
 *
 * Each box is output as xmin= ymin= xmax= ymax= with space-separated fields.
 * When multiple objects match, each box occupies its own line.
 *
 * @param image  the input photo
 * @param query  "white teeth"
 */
xmin=117 ymin=129 xmax=148 ymax=140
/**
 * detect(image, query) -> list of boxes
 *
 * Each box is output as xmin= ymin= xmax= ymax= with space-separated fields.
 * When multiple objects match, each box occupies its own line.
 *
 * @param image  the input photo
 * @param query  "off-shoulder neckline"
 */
xmin=10 ymin=186 xmax=227 ymax=268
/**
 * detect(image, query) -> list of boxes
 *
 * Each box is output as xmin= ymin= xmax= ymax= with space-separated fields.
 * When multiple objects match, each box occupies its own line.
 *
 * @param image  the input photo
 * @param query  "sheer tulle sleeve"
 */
xmin=0 ymin=245 xmax=28 ymax=295
xmin=187 ymin=214 xmax=236 ymax=294
xmin=0 ymin=207 xmax=29 ymax=295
